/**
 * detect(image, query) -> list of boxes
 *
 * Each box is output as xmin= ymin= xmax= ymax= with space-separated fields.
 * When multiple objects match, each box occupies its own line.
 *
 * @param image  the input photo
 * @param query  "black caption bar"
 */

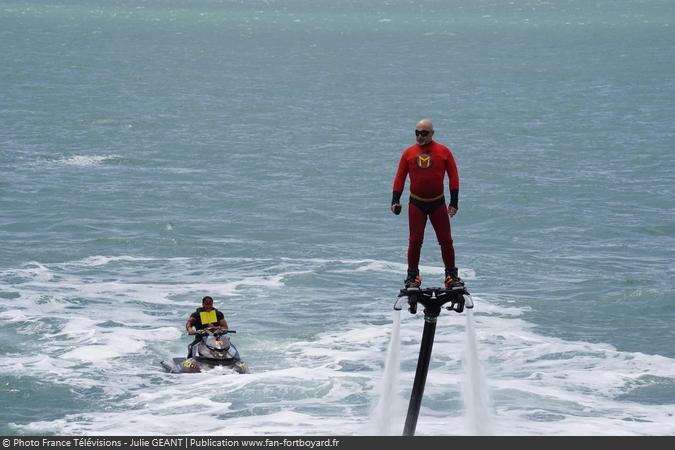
xmin=2 ymin=436 xmax=674 ymax=450
xmin=2 ymin=437 xmax=344 ymax=450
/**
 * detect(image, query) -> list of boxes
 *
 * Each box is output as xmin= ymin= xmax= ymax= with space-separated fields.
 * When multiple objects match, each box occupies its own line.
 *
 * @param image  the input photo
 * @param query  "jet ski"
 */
xmin=161 ymin=328 xmax=248 ymax=374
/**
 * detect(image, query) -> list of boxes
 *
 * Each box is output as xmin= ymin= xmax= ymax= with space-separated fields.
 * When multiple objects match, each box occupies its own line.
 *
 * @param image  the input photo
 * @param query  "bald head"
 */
xmin=416 ymin=119 xmax=434 ymax=131
xmin=415 ymin=118 xmax=435 ymax=146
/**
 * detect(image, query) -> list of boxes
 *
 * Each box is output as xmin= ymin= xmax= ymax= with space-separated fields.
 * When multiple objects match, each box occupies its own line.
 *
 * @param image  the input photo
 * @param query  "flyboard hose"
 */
xmin=395 ymin=285 xmax=473 ymax=436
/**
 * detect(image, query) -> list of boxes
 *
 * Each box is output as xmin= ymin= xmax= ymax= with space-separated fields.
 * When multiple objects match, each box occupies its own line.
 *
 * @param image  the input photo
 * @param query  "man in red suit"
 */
xmin=391 ymin=119 xmax=462 ymax=289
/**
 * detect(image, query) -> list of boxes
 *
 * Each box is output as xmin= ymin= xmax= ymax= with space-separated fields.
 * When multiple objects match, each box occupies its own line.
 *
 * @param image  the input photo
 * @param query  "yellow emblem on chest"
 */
xmin=416 ymin=154 xmax=433 ymax=169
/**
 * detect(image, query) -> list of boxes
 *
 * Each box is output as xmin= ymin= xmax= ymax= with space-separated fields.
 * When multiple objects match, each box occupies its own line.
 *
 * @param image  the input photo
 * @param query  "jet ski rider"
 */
xmin=185 ymin=296 xmax=229 ymax=358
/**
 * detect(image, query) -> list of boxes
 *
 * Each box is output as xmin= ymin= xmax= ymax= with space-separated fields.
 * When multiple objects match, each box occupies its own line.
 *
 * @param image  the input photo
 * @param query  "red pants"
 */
xmin=408 ymin=201 xmax=455 ymax=270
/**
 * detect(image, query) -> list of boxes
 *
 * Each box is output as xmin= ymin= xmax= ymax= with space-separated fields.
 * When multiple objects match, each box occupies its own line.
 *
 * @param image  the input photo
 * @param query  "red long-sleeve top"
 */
xmin=392 ymin=141 xmax=460 ymax=207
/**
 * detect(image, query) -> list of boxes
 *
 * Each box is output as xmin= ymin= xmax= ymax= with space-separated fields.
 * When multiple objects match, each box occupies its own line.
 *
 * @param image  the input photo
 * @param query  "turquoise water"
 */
xmin=1 ymin=0 xmax=674 ymax=435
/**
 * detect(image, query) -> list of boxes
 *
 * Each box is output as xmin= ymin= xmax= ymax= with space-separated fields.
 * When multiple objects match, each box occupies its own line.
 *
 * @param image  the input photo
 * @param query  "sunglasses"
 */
xmin=415 ymin=130 xmax=431 ymax=137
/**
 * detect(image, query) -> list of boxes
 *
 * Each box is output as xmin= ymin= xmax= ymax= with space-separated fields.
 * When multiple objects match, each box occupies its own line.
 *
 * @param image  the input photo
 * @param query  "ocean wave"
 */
xmin=53 ymin=154 xmax=122 ymax=168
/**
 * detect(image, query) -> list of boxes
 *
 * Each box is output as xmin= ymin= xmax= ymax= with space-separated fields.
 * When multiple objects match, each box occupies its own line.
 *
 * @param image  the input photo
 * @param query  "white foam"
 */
xmin=58 ymin=154 xmax=121 ymax=167
xmin=78 ymin=255 xmax=162 ymax=266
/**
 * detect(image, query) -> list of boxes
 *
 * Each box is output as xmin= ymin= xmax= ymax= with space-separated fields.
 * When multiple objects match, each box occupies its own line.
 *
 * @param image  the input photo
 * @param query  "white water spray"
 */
xmin=371 ymin=309 xmax=403 ymax=435
xmin=462 ymin=309 xmax=493 ymax=435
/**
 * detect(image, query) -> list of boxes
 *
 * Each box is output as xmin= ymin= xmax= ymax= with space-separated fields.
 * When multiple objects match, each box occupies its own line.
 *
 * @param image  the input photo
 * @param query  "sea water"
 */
xmin=1 ymin=0 xmax=674 ymax=436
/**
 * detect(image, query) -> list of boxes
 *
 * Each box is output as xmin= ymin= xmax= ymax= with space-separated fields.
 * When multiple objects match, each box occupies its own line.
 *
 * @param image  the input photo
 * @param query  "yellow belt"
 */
xmin=410 ymin=193 xmax=445 ymax=203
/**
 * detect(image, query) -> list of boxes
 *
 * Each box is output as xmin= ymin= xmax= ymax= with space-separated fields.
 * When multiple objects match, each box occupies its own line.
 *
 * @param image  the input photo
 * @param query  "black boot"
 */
xmin=444 ymin=267 xmax=463 ymax=288
xmin=405 ymin=268 xmax=422 ymax=288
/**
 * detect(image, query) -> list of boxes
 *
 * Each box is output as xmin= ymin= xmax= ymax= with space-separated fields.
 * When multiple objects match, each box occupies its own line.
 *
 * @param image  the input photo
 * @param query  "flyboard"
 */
xmin=394 ymin=282 xmax=474 ymax=436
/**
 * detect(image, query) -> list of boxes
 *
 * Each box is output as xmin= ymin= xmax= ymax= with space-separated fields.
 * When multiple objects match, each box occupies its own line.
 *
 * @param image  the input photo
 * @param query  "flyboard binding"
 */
xmin=395 ymin=283 xmax=474 ymax=315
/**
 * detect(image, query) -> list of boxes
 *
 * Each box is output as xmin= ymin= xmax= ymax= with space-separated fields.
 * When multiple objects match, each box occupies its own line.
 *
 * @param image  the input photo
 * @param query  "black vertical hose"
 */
xmin=403 ymin=317 xmax=437 ymax=436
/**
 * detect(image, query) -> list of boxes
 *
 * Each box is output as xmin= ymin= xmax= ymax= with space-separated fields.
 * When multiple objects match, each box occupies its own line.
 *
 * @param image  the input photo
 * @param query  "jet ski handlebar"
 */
xmin=197 ymin=328 xmax=236 ymax=336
